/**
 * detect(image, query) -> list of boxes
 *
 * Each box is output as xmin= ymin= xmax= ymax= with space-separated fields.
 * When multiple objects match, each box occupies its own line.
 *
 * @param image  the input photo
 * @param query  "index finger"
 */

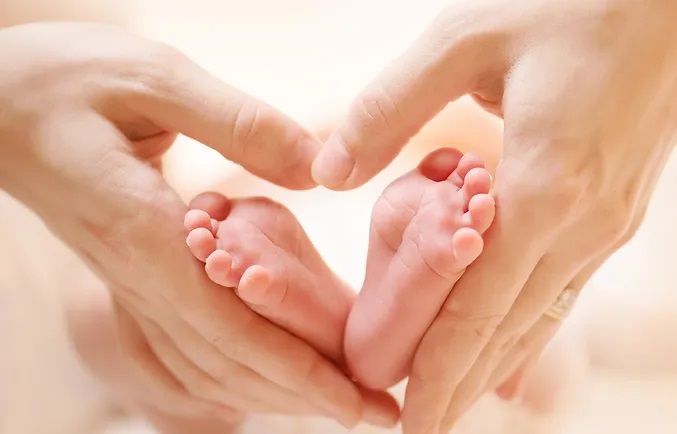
xmin=116 ymin=44 xmax=320 ymax=190
xmin=311 ymin=5 xmax=504 ymax=190
xmin=161 ymin=256 xmax=364 ymax=427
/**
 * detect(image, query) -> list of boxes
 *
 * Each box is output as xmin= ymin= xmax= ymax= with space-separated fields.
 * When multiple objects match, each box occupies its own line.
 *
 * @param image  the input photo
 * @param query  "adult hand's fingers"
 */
xmin=437 ymin=234 xmax=596 ymax=429
xmin=114 ymin=302 xmax=226 ymax=419
xmin=401 ymin=174 xmax=567 ymax=434
xmin=173 ymin=277 xmax=371 ymax=428
xmin=492 ymin=248 xmax=625 ymax=401
xmin=59 ymin=118 xmax=375 ymax=425
xmin=359 ymin=388 xmax=401 ymax=429
xmin=420 ymin=47 xmax=607 ymax=431
xmin=472 ymin=150 xmax=663 ymax=414
xmin=450 ymin=243 xmax=617 ymax=425
xmin=132 ymin=309 xmax=322 ymax=415
xmin=401 ymin=49 xmax=595 ymax=431
xmin=100 ymin=171 xmax=393 ymax=426
xmin=435 ymin=38 xmax=676 ymax=430
xmin=490 ymin=313 xmax=563 ymax=400
xmin=143 ymin=406 xmax=243 ymax=434
xmin=118 ymin=46 xmax=320 ymax=190
xmin=312 ymin=4 xmax=506 ymax=190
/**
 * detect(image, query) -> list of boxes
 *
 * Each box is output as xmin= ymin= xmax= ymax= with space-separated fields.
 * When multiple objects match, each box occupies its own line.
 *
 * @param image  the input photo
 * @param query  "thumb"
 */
xmin=312 ymin=7 xmax=503 ymax=190
xmin=127 ymin=52 xmax=320 ymax=190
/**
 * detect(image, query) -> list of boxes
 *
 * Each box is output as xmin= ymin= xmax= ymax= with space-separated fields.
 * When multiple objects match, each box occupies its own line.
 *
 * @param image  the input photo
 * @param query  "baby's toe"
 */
xmin=184 ymin=209 xmax=212 ymax=232
xmin=463 ymin=194 xmax=496 ymax=233
xmin=205 ymin=250 xmax=235 ymax=287
xmin=448 ymin=153 xmax=485 ymax=187
xmin=186 ymin=227 xmax=217 ymax=262
xmin=452 ymin=227 xmax=484 ymax=268
xmin=418 ymin=147 xmax=464 ymax=181
xmin=459 ymin=167 xmax=492 ymax=207
xmin=188 ymin=192 xmax=232 ymax=221
xmin=237 ymin=265 xmax=276 ymax=306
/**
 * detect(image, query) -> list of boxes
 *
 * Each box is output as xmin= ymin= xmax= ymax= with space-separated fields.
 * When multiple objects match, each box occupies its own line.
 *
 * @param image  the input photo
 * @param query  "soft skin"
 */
xmin=0 ymin=22 xmax=398 ymax=430
xmin=312 ymin=0 xmax=677 ymax=433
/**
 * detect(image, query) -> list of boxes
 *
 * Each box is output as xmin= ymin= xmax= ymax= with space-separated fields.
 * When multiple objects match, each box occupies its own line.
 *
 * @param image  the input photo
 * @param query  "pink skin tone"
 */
xmin=184 ymin=194 xmax=354 ymax=362
xmin=345 ymin=148 xmax=495 ymax=389
xmin=184 ymin=148 xmax=494 ymax=387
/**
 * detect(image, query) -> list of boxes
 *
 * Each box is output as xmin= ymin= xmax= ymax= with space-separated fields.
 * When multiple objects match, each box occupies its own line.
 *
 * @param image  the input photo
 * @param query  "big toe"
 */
xmin=448 ymin=153 xmax=485 ymax=187
xmin=417 ymin=147 xmax=464 ymax=181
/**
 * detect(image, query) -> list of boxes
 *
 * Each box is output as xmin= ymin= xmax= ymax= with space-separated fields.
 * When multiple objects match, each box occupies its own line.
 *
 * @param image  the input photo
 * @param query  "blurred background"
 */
xmin=1 ymin=1 xmax=676 ymax=433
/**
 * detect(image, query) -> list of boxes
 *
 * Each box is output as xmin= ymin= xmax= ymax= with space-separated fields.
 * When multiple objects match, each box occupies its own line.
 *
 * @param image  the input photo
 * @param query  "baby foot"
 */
xmin=184 ymin=192 xmax=354 ymax=360
xmin=344 ymin=148 xmax=495 ymax=389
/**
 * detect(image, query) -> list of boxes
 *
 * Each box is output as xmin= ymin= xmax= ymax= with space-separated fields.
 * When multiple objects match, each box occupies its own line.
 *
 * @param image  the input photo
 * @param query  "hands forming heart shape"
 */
xmin=1 ymin=1 xmax=676 ymax=433
xmin=183 ymin=146 xmax=496 ymax=390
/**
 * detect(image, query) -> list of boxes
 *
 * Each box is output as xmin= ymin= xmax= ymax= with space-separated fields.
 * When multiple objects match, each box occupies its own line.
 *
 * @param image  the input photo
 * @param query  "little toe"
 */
xmin=188 ymin=192 xmax=232 ymax=221
xmin=452 ymin=227 xmax=484 ymax=268
xmin=184 ymin=209 xmax=212 ymax=232
xmin=418 ymin=147 xmax=464 ymax=181
xmin=463 ymin=194 xmax=496 ymax=233
xmin=205 ymin=250 xmax=235 ymax=287
xmin=186 ymin=227 xmax=217 ymax=262
xmin=448 ymin=153 xmax=485 ymax=187
xmin=237 ymin=265 xmax=276 ymax=306
xmin=459 ymin=167 xmax=492 ymax=209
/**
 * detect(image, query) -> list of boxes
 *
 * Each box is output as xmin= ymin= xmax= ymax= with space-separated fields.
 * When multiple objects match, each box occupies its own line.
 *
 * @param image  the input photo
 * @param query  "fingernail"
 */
xmin=363 ymin=405 xmax=399 ymax=428
xmin=283 ymin=136 xmax=322 ymax=190
xmin=496 ymin=383 xmax=520 ymax=401
xmin=311 ymin=133 xmax=355 ymax=189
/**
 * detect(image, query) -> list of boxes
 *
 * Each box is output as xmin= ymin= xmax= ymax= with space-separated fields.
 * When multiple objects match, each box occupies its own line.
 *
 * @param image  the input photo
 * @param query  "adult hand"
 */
xmin=312 ymin=0 xmax=677 ymax=432
xmin=0 ymin=22 xmax=397 ymax=427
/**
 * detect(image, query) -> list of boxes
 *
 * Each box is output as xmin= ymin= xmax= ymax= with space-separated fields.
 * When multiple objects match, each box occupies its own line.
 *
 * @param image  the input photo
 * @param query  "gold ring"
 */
xmin=544 ymin=288 xmax=577 ymax=321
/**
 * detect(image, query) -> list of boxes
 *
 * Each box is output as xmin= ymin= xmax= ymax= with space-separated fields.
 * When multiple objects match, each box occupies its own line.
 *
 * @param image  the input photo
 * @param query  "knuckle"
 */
xmin=355 ymin=82 xmax=402 ymax=130
xmin=576 ymin=195 xmax=638 ymax=248
xmin=299 ymin=352 xmax=325 ymax=382
xmin=521 ymin=175 xmax=586 ymax=211
xmin=606 ymin=214 xmax=632 ymax=244
xmin=220 ymin=337 xmax=243 ymax=361
xmin=122 ymin=42 xmax=189 ymax=99
xmin=183 ymin=374 xmax=209 ymax=397
xmin=211 ymin=367 xmax=236 ymax=390
xmin=498 ymin=159 xmax=590 ymax=223
xmin=148 ymin=41 xmax=189 ymax=67
xmin=428 ymin=3 xmax=502 ymax=66
xmin=433 ymin=5 xmax=475 ymax=42
xmin=231 ymin=100 xmax=261 ymax=150
xmin=228 ymin=101 xmax=311 ymax=182
xmin=501 ymin=333 xmax=525 ymax=355
xmin=440 ymin=301 xmax=504 ymax=341
xmin=618 ymin=205 xmax=648 ymax=246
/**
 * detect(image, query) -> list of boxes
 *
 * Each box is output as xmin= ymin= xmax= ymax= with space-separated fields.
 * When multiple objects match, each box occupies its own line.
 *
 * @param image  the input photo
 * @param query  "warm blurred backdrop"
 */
xmin=1 ymin=1 xmax=675 ymax=434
